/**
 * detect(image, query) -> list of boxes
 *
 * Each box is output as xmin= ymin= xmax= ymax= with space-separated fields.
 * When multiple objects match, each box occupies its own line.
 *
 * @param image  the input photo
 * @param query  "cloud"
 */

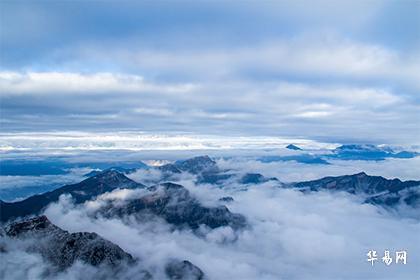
xmin=1 ymin=70 xmax=418 ymax=144
xmin=0 ymin=168 xmax=89 ymax=201
xmin=0 ymin=132 xmax=332 ymax=152
xmin=1 ymin=2 xmax=419 ymax=145
xmin=2 ymin=152 xmax=420 ymax=279
xmin=33 ymin=178 xmax=419 ymax=279
xmin=216 ymin=156 xmax=420 ymax=182
xmin=0 ymin=72 xmax=196 ymax=95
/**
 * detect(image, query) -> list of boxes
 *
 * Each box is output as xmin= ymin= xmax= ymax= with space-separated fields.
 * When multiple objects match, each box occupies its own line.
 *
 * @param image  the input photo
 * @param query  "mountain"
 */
xmin=0 ymin=159 xmax=149 ymax=176
xmin=292 ymin=172 xmax=420 ymax=206
xmin=174 ymin=155 xmax=218 ymax=174
xmin=84 ymin=166 xmax=138 ymax=177
xmin=97 ymin=182 xmax=247 ymax=230
xmin=1 ymin=216 xmax=205 ymax=279
xmin=286 ymin=144 xmax=302 ymax=150
xmin=157 ymin=163 xmax=182 ymax=174
xmin=196 ymin=172 xmax=234 ymax=185
xmin=327 ymin=144 xmax=418 ymax=160
xmin=259 ymin=154 xmax=329 ymax=165
xmin=0 ymin=170 xmax=145 ymax=222
xmin=2 ymin=216 xmax=137 ymax=271
xmin=157 ymin=155 xmax=234 ymax=184
xmin=219 ymin=196 xmax=234 ymax=202
xmin=157 ymin=156 xmax=279 ymax=186
xmin=165 ymin=260 xmax=204 ymax=280
xmin=239 ymin=173 xmax=278 ymax=184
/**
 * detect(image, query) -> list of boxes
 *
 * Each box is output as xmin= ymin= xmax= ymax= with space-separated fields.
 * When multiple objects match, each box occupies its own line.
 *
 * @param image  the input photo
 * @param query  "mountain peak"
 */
xmin=286 ymin=144 xmax=302 ymax=150
xmin=91 ymin=169 xmax=124 ymax=179
xmin=4 ymin=216 xmax=136 ymax=271
xmin=175 ymin=155 xmax=217 ymax=174
xmin=336 ymin=144 xmax=381 ymax=152
xmin=5 ymin=215 xmax=56 ymax=236
xmin=0 ymin=169 xmax=145 ymax=222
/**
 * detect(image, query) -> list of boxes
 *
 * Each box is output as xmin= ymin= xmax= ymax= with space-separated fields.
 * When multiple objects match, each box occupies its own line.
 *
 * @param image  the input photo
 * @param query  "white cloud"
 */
xmin=0 ymin=132 xmax=332 ymax=151
xmin=0 ymin=71 xmax=196 ymax=95
xmin=93 ymin=35 xmax=420 ymax=87
xmin=35 ymin=179 xmax=420 ymax=280
xmin=216 ymin=156 xmax=420 ymax=182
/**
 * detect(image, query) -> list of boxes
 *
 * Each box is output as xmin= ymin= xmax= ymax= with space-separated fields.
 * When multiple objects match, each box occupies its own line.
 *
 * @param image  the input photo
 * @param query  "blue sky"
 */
xmin=0 ymin=1 xmax=419 ymax=145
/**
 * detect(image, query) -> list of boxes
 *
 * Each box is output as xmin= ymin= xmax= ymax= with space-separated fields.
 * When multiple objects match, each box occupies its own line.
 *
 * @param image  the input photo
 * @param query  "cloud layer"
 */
xmin=18 ymin=180 xmax=420 ymax=279
xmin=1 ymin=1 xmax=419 ymax=144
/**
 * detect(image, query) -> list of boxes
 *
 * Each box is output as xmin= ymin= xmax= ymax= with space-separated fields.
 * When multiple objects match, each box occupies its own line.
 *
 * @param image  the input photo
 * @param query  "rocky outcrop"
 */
xmin=165 ymin=260 xmax=204 ymax=280
xmin=292 ymin=172 xmax=420 ymax=194
xmin=98 ymin=183 xmax=247 ymax=230
xmin=2 ymin=216 xmax=207 ymax=279
xmin=239 ymin=173 xmax=277 ymax=185
xmin=174 ymin=156 xmax=218 ymax=174
xmin=2 ymin=216 xmax=136 ymax=270
xmin=291 ymin=172 xmax=420 ymax=206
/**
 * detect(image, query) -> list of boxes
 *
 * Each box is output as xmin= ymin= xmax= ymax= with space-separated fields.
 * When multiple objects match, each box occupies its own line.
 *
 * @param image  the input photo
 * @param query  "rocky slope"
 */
xmin=97 ymin=182 xmax=247 ymax=230
xmin=2 ymin=216 xmax=136 ymax=270
xmin=291 ymin=172 xmax=420 ymax=206
xmin=0 ymin=170 xmax=145 ymax=222
xmin=1 ymin=216 xmax=206 ymax=279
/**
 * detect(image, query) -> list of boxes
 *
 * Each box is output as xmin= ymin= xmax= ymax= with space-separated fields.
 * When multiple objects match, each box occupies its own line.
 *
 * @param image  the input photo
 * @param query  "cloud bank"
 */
xmin=31 ymin=182 xmax=420 ymax=279
xmin=1 ymin=1 xmax=419 ymax=144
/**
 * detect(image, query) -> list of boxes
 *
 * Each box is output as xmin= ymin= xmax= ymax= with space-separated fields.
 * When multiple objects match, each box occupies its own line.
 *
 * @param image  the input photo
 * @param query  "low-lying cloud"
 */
xmin=3 ymin=174 xmax=417 ymax=279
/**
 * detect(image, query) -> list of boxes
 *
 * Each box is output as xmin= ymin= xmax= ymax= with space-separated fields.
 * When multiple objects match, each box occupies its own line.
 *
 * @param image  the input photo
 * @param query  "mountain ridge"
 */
xmin=0 ymin=170 xmax=145 ymax=222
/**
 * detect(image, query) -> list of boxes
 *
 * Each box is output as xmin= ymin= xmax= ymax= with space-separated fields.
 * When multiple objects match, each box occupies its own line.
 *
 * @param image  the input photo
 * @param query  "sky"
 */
xmin=0 ymin=1 xmax=419 ymax=146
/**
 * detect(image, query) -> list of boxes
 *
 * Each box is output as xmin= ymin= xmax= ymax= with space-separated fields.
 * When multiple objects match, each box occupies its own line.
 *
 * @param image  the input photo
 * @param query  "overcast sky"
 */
xmin=1 ymin=1 xmax=419 ymax=145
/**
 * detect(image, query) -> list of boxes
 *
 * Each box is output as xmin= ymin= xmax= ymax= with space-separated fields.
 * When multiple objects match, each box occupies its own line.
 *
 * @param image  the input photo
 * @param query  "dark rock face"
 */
xmin=155 ymin=156 xmax=227 ymax=184
xmin=292 ymin=172 xmax=420 ymax=206
xmin=196 ymin=172 xmax=233 ymax=185
xmin=174 ymin=156 xmax=217 ymax=174
xmin=98 ymin=183 xmax=247 ymax=230
xmin=293 ymin=172 xmax=419 ymax=194
xmin=365 ymin=186 xmax=420 ymax=207
xmin=155 ymin=156 xmax=280 ymax=186
xmin=286 ymin=144 xmax=302 ymax=150
xmin=158 ymin=164 xmax=182 ymax=174
xmin=0 ymin=170 xmax=145 ymax=222
xmin=2 ymin=216 xmax=207 ymax=279
xmin=165 ymin=260 xmax=205 ymax=280
xmin=219 ymin=196 xmax=234 ymax=203
xmin=239 ymin=173 xmax=277 ymax=185
xmin=3 ymin=216 xmax=135 ymax=270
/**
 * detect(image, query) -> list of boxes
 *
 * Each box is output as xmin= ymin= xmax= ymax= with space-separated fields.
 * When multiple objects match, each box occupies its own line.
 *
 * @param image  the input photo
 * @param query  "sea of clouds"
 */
xmin=2 ymin=161 xmax=419 ymax=279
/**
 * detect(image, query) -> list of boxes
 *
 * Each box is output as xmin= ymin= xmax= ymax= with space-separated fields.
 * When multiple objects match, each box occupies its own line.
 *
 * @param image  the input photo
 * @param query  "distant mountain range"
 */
xmin=0 ymin=169 xmax=247 ymax=231
xmin=2 ymin=144 xmax=417 ymax=177
xmin=291 ymin=172 xmax=420 ymax=207
xmin=2 ymin=155 xmax=419 ymax=224
xmin=259 ymin=144 xmax=418 ymax=164
xmin=1 ymin=154 xmax=419 ymax=278
xmin=0 ymin=170 xmax=144 ymax=222
xmin=326 ymin=144 xmax=418 ymax=160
